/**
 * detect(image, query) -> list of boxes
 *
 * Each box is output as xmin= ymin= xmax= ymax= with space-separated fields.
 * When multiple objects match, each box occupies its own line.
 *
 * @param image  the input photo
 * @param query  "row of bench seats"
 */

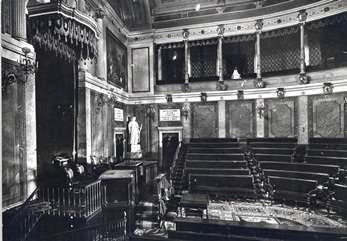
xmin=305 ymin=138 xmax=347 ymax=171
xmin=186 ymin=137 xmax=347 ymax=213
xmin=189 ymin=174 xmax=259 ymax=199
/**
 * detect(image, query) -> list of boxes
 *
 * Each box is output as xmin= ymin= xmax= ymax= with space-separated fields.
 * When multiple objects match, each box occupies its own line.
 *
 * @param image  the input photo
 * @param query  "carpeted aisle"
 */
xmin=208 ymin=199 xmax=347 ymax=228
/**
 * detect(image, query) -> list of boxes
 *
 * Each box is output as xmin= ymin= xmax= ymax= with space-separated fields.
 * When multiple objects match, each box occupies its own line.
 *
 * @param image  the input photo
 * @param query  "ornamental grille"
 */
xmin=223 ymin=41 xmax=255 ymax=76
xmin=308 ymin=39 xmax=322 ymax=67
xmin=190 ymin=44 xmax=217 ymax=78
xmin=261 ymin=33 xmax=300 ymax=73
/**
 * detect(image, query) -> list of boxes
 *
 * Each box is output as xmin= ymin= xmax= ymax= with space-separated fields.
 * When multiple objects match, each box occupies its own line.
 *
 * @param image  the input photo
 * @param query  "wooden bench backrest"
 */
xmin=186 ymin=168 xmax=250 ymax=176
xmin=186 ymin=160 xmax=247 ymax=169
xmin=263 ymin=169 xmax=329 ymax=184
xmin=268 ymin=176 xmax=317 ymax=193
xmin=260 ymin=161 xmax=339 ymax=176
xmin=190 ymin=174 xmax=254 ymax=189
xmin=334 ymin=184 xmax=347 ymax=201
xmin=186 ymin=153 xmax=244 ymax=160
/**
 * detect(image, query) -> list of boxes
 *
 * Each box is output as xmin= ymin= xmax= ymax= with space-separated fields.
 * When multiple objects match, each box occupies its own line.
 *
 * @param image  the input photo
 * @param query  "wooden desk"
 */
xmin=180 ymin=193 xmax=209 ymax=218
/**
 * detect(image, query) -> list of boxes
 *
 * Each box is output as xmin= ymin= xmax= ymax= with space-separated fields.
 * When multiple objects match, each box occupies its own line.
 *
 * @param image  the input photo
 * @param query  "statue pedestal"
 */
xmin=126 ymin=144 xmax=142 ymax=160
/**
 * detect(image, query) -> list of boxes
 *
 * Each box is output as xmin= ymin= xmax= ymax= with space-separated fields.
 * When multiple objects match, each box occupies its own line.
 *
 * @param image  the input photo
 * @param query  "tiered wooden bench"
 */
xmin=268 ymin=176 xmax=318 ymax=205
xmin=260 ymin=161 xmax=340 ymax=177
xmin=189 ymin=174 xmax=258 ymax=198
xmin=186 ymin=153 xmax=244 ymax=160
xmin=306 ymin=138 xmax=347 ymax=174
xmin=245 ymin=138 xmax=297 ymax=162
xmin=328 ymin=183 xmax=347 ymax=214
xmin=185 ymin=160 xmax=247 ymax=169
xmin=264 ymin=169 xmax=329 ymax=185
xmin=186 ymin=168 xmax=250 ymax=176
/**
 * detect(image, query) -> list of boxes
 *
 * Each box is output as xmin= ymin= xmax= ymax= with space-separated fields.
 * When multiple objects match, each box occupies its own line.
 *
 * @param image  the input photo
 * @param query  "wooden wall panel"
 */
xmin=227 ymin=101 xmax=255 ymax=138
xmin=132 ymin=47 xmax=150 ymax=93
xmin=311 ymin=94 xmax=346 ymax=138
xmin=265 ymin=99 xmax=297 ymax=138
xmin=192 ymin=103 xmax=218 ymax=138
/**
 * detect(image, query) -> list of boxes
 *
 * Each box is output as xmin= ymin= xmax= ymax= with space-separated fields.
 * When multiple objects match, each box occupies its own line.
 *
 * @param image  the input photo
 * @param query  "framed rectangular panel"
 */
xmin=132 ymin=47 xmax=150 ymax=93
xmin=106 ymin=29 xmax=127 ymax=90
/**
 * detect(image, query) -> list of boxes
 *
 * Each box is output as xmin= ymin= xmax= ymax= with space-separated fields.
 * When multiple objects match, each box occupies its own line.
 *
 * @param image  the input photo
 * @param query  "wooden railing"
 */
xmin=39 ymin=180 xmax=102 ymax=218
xmin=4 ymin=180 xmax=102 ymax=241
xmin=38 ymin=217 xmax=127 ymax=241
xmin=169 ymin=142 xmax=182 ymax=183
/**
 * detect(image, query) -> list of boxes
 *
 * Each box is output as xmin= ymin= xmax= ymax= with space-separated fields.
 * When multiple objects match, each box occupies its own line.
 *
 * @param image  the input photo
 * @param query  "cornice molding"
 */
xmin=128 ymin=78 xmax=347 ymax=105
xmin=128 ymin=0 xmax=347 ymax=44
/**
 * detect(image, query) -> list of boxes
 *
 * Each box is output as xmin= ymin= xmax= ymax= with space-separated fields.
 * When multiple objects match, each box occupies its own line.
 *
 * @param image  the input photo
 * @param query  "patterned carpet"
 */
xmin=208 ymin=200 xmax=347 ymax=228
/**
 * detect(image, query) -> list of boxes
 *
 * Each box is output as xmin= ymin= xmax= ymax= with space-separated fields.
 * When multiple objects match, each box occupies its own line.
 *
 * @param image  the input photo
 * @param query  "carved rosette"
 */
xmin=254 ymin=78 xmax=265 ymax=88
xmin=182 ymin=83 xmax=191 ymax=93
xmin=216 ymin=81 xmax=226 ymax=91
xmin=298 ymin=73 xmax=309 ymax=84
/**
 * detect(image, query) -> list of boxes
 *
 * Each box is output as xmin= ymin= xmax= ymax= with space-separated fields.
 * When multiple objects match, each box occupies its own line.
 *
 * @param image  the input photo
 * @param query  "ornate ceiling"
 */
xmin=107 ymin=0 xmax=324 ymax=31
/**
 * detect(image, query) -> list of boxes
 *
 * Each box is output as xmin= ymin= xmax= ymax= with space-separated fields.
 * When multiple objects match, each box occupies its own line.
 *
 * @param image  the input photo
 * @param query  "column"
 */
xmin=96 ymin=9 xmax=106 ymax=80
xmin=298 ymin=10 xmax=308 ymax=84
xmin=182 ymin=29 xmax=191 ymax=92
xmin=299 ymin=22 xmax=306 ymax=75
xmin=77 ymin=0 xmax=85 ymax=12
xmin=158 ymin=46 xmax=162 ymax=81
xmin=254 ymin=20 xmax=264 ymax=88
xmin=217 ymin=36 xmax=223 ymax=81
xmin=256 ymin=31 xmax=261 ymax=79
xmin=256 ymin=99 xmax=265 ymax=137
xmin=184 ymin=39 xmax=189 ymax=83
xmin=25 ymin=73 xmax=37 ymax=197
xmin=182 ymin=102 xmax=191 ymax=143
xmin=297 ymin=96 xmax=309 ymax=145
xmin=12 ymin=0 xmax=27 ymax=41
xmin=77 ymin=87 xmax=92 ymax=173
xmin=67 ymin=0 xmax=77 ymax=8
xmin=218 ymin=101 xmax=226 ymax=138
xmin=217 ymin=25 xmax=225 ymax=82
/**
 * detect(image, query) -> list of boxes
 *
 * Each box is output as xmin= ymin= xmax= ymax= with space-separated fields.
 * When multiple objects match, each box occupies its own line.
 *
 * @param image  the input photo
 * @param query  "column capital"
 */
xmin=297 ymin=10 xmax=308 ymax=23
xmin=254 ymin=19 xmax=263 ymax=32
xmin=95 ymin=8 xmax=106 ymax=19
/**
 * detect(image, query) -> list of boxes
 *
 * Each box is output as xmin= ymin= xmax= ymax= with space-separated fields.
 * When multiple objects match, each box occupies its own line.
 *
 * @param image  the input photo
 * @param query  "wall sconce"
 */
xmin=277 ymin=88 xmax=285 ymax=99
xmin=256 ymin=101 xmax=267 ymax=119
xmin=323 ymin=82 xmax=333 ymax=95
xmin=201 ymin=92 xmax=207 ymax=102
xmin=166 ymin=94 xmax=173 ymax=104
xmin=237 ymin=90 xmax=244 ymax=100
xmin=20 ymin=47 xmax=38 ymax=81
xmin=2 ymin=47 xmax=38 ymax=91
xmin=106 ymin=88 xmax=117 ymax=106
xmin=146 ymin=105 xmax=156 ymax=121
xmin=181 ymin=104 xmax=190 ymax=120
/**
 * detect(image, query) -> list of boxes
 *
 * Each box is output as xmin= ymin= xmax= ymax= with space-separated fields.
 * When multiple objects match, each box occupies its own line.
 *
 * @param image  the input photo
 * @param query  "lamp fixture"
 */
xmin=256 ymin=101 xmax=266 ymax=119
xmin=323 ymin=82 xmax=333 ymax=95
xmin=277 ymin=88 xmax=285 ymax=99
xmin=20 ymin=47 xmax=38 ymax=81
xmin=2 ymin=47 xmax=38 ymax=91
xmin=146 ymin=105 xmax=156 ymax=121
xmin=181 ymin=104 xmax=190 ymax=120
xmin=237 ymin=90 xmax=244 ymax=100
xmin=201 ymin=92 xmax=207 ymax=102
xmin=166 ymin=94 xmax=173 ymax=104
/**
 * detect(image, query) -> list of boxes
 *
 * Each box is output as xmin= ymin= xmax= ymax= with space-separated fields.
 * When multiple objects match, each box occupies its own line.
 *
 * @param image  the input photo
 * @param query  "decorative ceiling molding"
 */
xmin=133 ymin=0 xmax=347 ymax=44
